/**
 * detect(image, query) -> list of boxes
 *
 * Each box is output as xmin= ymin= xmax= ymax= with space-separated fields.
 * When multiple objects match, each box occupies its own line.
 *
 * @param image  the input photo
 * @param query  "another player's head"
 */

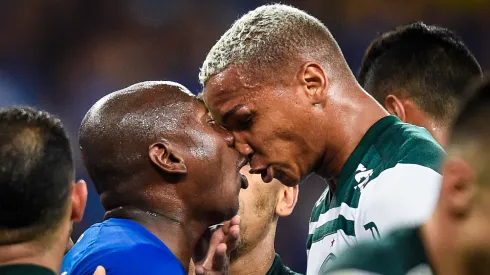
xmin=358 ymin=22 xmax=482 ymax=147
xmin=230 ymin=165 xmax=298 ymax=273
xmin=79 ymin=81 xmax=248 ymax=226
xmin=431 ymin=77 xmax=490 ymax=273
xmin=0 ymin=106 xmax=87 ymax=270
xmin=201 ymin=4 xmax=363 ymax=186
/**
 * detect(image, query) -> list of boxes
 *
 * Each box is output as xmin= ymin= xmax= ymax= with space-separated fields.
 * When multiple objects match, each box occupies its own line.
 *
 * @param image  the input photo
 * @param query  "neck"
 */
xmin=105 ymin=206 xmax=208 ymax=273
xmin=419 ymin=120 xmax=446 ymax=149
xmin=420 ymin=212 xmax=466 ymax=275
xmin=404 ymin=108 xmax=447 ymax=148
xmin=230 ymin=223 xmax=276 ymax=275
xmin=427 ymin=127 xmax=447 ymax=148
xmin=316 ymin=84 xmax=388 ymax=180
xmin=0 ymin=226 xmax=67 ymax=273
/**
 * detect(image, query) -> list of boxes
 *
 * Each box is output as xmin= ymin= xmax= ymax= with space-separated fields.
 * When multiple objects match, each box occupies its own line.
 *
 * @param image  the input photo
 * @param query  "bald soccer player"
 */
xmin=358 ymin=22 xmax=482 ymax=147
xmin=328 ymin=77 xmax=490 ymax=275
xmin=0 ymin=106 xmax=87 ymax=275
xmin=199 ymin=4 xmax=445 ymax=274
xmin=62 ymin=82 xmax=248 ymax=275
xmin=230 ymin=165 xmax=300 ymax=275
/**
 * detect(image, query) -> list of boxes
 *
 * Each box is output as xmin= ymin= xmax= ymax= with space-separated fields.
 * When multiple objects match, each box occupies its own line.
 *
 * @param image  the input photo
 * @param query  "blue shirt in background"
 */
xmin=61 ymin=218 xmax=186 ymax=275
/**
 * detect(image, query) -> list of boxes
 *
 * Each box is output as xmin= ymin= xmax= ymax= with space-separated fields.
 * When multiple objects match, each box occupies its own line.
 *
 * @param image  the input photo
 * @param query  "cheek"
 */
xmin=186 ymin=129 xmax=218 ymax=161
xmin=250 ymin=115 xmax=299 ymax=156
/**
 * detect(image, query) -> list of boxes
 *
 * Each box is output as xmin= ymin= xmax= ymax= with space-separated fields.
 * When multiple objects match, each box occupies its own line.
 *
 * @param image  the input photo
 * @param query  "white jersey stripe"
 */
xmin=308 ymin=203 xmax=357 ymax=235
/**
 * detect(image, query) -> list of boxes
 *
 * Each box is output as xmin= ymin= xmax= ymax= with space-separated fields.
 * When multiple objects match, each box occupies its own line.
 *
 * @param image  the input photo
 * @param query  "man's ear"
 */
xmin=298 ymin=62 xmax=328 ymax=106
xmin=275 ymin=184 xmax=299 ymax=217
xmin=71 ymin=180 xmax=87 ymax=222
xmin=385 ymin=94 xmax=407 ymax=122
xmin=149 ymin=142 xmax=187 ymax=174
xmin=441 ymin=157 xmax=476 ymax=218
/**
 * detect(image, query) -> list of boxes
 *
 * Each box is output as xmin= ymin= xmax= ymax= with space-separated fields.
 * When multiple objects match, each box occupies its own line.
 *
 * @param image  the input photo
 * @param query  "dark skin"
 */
xmin=79 ymin=82 xmax=248 ymax=273
xmin=203 ymin=62 xmax=389 ymax=187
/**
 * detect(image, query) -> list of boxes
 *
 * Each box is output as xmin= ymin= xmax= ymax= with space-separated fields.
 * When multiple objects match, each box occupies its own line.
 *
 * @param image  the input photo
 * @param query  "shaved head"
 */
xmin=79 ymin=81 xmax=198 ymax=206
xmin=80 ymin=81 xmax=246 ymax=223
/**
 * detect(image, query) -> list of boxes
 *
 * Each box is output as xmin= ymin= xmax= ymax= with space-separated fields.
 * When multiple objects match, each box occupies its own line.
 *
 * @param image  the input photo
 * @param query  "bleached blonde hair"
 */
xmin=199 ymin=4 xmax=351 ymax=86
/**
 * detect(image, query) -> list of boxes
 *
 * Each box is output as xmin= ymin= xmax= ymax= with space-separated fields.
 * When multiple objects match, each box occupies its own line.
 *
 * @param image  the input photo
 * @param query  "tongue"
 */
xmin=261 ymin=166 xmax=274 ymax=183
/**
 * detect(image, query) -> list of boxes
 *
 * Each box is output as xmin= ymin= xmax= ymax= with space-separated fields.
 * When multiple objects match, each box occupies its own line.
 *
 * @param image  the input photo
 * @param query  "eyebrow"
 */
xmin=222 ymin=104 xmax=246 ymax=125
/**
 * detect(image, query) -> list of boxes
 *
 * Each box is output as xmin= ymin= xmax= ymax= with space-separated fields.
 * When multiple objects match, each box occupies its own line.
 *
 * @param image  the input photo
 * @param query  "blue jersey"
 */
xmin=61 ymin=218 xmax=186 ymax=275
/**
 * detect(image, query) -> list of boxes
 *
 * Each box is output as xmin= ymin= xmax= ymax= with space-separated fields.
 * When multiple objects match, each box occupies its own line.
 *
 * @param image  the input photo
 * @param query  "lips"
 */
xmin=250 ymin=165 xmax=274 ymax=183
xmin=236 ymin=156 xmax=248 ymax=170
xmin=237 ymin=156 xmax=248 ymax=189
xmin=240 ymin=173 xmax=249 ymax=189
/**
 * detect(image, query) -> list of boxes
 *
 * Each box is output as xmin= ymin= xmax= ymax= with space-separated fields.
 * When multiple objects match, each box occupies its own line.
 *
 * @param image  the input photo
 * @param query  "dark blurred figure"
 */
xmin=0 ymin=106 xmax=87 ymax=275
xmin=358 ymin=22 xmax=482 ymax=147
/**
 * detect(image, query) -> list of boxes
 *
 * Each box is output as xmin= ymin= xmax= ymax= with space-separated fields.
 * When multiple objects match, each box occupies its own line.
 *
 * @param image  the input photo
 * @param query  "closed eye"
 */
xmin=236 ymin=114 xmax=253 ymax=130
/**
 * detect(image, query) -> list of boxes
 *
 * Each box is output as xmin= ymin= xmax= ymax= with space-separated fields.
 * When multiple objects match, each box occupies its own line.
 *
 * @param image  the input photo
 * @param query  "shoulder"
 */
xmin=363 ymin=163 xmax=442 ymax=197
xmin=356 ymin=163 xmax=441 ymax=234
xmin=63 ymin=220 xmax=183 ymax=275
xmin=381 ymin=122 xmax=445 ymax=173
xmin=63 ymin=243 xmax=184 ymax=275
xmin=354 ymin=163 xmax=441 ymax=240
xmin=267 ymin=254 xmax=302 ymax=275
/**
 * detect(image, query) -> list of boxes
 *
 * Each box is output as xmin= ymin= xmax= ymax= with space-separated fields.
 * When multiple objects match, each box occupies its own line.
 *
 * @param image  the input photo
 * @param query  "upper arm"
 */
xmin=355 ymin=164 xmax=441 ymax=240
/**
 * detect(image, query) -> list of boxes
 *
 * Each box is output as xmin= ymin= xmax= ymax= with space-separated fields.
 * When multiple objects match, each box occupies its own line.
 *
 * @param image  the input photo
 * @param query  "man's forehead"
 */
xmin=203 ymin=67 xmax=261 ymax=116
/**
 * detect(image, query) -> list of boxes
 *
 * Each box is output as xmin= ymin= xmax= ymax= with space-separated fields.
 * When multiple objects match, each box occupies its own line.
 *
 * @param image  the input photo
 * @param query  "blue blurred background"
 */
xmin=1 ymin=0 xmax=489 ymax=273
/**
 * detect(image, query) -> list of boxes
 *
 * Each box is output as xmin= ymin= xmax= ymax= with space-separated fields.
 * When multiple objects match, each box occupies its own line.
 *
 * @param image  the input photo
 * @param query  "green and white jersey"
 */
xmin=306 ymin=116 xmax=444 ymax=275
xmin=326 ymin=226 xmax=433 ymax=275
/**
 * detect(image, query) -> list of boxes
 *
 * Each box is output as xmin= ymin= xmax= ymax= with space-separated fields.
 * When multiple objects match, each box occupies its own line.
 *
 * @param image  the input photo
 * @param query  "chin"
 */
xmin=220 ymin=203 xmax=240 ymax=222
xmin=274 ymin=169 xmax=300 ymax=186
xmin=278 ymin=174 xmax=300 ymax=186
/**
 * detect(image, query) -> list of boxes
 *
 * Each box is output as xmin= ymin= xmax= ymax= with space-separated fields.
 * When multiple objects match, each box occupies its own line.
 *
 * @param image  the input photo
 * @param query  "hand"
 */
xmin=93 ymin=266 xmax=106 ymax=275
xmin=193 ymin=215 xmax=240 ymax=275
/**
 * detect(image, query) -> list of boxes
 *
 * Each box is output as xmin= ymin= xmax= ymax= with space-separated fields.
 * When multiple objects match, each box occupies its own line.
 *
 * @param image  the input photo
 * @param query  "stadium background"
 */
xmin=0 ymin=0 xmax=489 ymax=273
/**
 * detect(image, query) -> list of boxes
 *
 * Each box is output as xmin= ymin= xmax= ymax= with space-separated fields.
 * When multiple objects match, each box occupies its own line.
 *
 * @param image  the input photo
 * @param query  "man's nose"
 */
xmin=234 ymin=141 xmax=254 ymax=157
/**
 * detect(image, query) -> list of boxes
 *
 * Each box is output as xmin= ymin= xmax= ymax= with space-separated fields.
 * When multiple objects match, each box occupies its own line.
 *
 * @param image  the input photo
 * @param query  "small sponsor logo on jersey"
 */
xmin=364 ymin=221 xmax=381 ymax=240
xmin=354 ymin=164 xmax=373 ymax=191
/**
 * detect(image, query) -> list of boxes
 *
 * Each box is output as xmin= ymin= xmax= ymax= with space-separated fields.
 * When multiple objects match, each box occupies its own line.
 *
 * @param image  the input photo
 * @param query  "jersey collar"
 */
xmin=337 ymin=115 xmax=400 ymax=187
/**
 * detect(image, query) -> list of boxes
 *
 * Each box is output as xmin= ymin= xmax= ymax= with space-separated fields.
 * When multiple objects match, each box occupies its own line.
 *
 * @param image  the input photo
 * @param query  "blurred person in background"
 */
xmin=328 ymin=77 xmax=490 ymax=275
xmin=62 ymin=82 xmax=247 ymax=275
xmin=200 ymin=4 xmax=444 ymax=274
xmin=358 ymin=22 xmax=482 ymax=147
xmin=230 ymin=165 xmax=300 ymax=275
xmin=0 ymin=106 xmax=87 ymax=275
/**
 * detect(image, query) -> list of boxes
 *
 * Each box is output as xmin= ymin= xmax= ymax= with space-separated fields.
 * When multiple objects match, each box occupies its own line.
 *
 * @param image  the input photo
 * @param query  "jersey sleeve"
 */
xmin=354 ymin=163 xmax=441 ymax=241
xmin=72 ymin=244 xmax=186 ymax=275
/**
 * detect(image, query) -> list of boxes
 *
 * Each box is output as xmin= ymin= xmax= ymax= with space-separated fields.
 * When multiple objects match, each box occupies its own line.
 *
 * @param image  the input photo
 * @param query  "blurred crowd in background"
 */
xmin=1 ymin=0 xmax=489 ymax=273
